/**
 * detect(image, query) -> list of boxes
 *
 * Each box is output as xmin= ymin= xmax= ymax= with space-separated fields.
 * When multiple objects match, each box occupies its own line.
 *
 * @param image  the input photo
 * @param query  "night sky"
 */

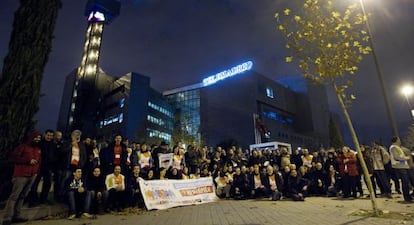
xmin=0 ymin=0 xmax=413 ymax=147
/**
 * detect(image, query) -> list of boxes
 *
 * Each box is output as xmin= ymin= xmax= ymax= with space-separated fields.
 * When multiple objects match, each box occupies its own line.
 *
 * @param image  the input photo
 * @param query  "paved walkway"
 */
xmin=6 ymin=195 xmax=414 ymax=225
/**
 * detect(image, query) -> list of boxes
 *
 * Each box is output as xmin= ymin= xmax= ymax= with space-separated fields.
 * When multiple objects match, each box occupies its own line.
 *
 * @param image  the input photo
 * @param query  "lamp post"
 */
xmin=357 ymin=0 xmax=400 ymax=138
xmin=401 ymin=84 xmax=414 ymax=120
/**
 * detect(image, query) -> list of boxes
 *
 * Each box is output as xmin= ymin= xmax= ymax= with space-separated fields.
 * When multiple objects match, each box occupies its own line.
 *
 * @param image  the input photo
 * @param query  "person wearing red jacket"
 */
xmin=2 ymin=130 xmax=42 ymax=225
xmin=337 ymin=146 xmax=359 ymax=199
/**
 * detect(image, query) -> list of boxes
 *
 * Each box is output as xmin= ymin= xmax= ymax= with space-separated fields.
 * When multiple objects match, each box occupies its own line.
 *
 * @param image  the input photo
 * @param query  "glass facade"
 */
xmin=166 ymin=89 xmax=201 ymax=143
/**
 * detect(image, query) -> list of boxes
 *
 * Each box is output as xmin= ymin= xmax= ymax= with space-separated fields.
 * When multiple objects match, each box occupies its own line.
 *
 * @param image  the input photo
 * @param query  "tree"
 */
xmin=329 ymin=117 xmax=344 ymax=148
xmin=275 ymin=0 xmax=380 ymax=215
xmin=171 ymin=111 xmax=196 ymax=147
xmin=0 ymin=0 xmax=62 ymax=160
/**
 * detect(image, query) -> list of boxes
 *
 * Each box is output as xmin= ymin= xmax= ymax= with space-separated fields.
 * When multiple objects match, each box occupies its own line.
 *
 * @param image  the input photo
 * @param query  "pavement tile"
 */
xmin=2 ymin=196 xmax=414 ymax=225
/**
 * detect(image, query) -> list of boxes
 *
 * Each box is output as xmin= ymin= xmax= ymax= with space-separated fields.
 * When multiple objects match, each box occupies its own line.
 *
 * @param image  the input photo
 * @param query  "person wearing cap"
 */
xmin=2 ymin=130 xmax=42 ymax=225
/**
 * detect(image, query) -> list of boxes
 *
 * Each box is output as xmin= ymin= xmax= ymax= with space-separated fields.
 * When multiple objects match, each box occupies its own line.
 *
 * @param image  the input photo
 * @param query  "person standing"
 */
xmin=389 ymin=136 xmax=412 ymax=203
xmin=100 ymin=134 xmax=126 ymax=176
xmin=29 ymin=129 xmax=56 ymax=205
xmin=2 ymin=131 xmax=42 ymax=225
xmin=371 ymin=141 xmax=392 ymax=198
xmin=53 ymin=130 xmax=64 ymax=202
xmin=152 ymin=141 xmax=170 ymax=174
xmin=59 ymin=130 xmax=87 ymax=198
xmin=337 ymin=146 xmax=358 ymax=199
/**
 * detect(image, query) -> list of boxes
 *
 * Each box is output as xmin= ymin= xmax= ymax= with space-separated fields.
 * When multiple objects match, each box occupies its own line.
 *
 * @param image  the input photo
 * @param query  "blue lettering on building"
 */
xmin=202 ymin=61 xmax=253 ymax=86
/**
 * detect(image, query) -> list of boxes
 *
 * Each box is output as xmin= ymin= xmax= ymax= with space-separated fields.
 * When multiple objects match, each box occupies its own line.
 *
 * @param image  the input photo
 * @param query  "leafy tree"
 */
xmin=275 ymin=0 xmax=379 ymax=215
xmin=171 ymin=111 xmax=196 ymax=147
xmin=0 ymin=0 xmax=62 ymax=160
xmin=329 ymin=117 xmax=344 ymax=148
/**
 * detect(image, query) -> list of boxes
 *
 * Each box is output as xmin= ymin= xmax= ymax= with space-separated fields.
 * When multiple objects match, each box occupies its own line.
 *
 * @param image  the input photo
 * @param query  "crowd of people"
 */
xmin=2 ymin=129 xmax=414 ymax=225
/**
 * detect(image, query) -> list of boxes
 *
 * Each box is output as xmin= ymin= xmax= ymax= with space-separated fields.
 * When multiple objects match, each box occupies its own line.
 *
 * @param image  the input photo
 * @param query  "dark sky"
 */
xmin=0 ymin=0 xmax=413 ymax=146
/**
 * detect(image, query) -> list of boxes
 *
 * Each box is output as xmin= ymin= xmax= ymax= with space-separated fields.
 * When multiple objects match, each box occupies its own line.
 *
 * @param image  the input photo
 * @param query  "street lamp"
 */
xmin=401 ymin=84 xmax=413 ymax=108
xmin=357 ymin=0 xmax=400 ymax=137
xmin=401 ymin=84 xmax=414 ymax=120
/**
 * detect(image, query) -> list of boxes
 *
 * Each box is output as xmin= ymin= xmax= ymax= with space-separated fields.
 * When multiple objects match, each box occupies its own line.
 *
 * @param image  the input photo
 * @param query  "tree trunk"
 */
xmin=333 ymin=82 xmax=380 ymax=216
xmin=0 ymin=0 xmax=62 ymax=160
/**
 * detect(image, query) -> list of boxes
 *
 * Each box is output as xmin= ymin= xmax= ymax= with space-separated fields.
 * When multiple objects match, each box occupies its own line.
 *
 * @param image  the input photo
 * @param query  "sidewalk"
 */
xmin=0 ymin=202 xmax=67 ymax=224
xmin=4 ymin=195 xmax=414 ymax=225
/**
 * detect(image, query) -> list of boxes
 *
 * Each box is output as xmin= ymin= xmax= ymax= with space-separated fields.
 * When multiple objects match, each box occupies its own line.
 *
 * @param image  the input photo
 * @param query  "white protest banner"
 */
xmin=139 ymin=177 xmax=217 ymax=210
xmin=158 ymin=153 xmax=173 ymax=169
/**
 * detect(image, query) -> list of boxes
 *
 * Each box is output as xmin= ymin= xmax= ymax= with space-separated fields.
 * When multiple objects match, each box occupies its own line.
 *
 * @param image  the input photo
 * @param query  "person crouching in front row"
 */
xmin=88 ymin=167 xmax=108 ymax=214
xmin=65 ymin=167 xmax=93 ymax=219
xmin=105 ymin=165 xmax=126 ymax=211
xmin=215 ymin=170 xmax=231 ymax=199
xmin=264 ymin=165 xmax=283 ymax=201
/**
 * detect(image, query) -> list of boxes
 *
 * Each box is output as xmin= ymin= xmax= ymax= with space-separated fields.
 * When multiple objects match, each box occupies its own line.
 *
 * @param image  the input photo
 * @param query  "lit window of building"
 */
xmin=119 ymin=98 xmax=125 ymax=108
xmin=266 ymin=87 xmax=274 ymax=98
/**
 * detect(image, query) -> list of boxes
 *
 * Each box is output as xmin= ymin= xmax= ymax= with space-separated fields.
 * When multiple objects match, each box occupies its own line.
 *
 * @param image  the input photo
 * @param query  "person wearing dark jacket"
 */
xmin=99 ymin=134 xmax=127 ymax=176
xmin=53 ymin=131 xmax=65 ymax=201
xmin=287 ymin=169 xmax=307 ymax=201
xmin=2 ymin=131 xmax=42 ymax=225
xmin=123 ymin=139 xmax=139 ymax=177
xmin=249 ymin=164 xmax=266 ymax=198
xmin=309 ymin=162 xmax=328 ymax=196
xmin=126 ymin=165 xmax=144 ymax=208
xmin=263 ymin=165 xmax=283 ymax=200
xmin=65 ymin=167 xmax=93 ymax=219
xmin=87 ymin=167 xmax=108 ymax=214
xmin=232 ymin=167 xmax=249 ymax=199
xmin=28 ymin=129 xmax=56 ymax=205
xmin=185 ymin=143 xmax=201 ymax=174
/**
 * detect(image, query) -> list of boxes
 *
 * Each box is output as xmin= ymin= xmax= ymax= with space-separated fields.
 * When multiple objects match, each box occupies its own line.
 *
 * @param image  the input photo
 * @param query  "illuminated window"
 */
xmin=119 ymin=98 xmax=125 ymax=108
xmin=146 ymin=128 xmax=171 ymax=142
xmin=266 ymin=87 xmax=274 ymax=98
xmin=262 ymin=111 xmax=293 ymax=125
xmin=147 ymin=115 xmax=165 ymax=126
xmin=100 ymin=113 xmax=124 ymax=127
xmin=148 ymin=101 xmax=173 ymax=118
xmin=119 ymin=113 xmax=123 ymax=123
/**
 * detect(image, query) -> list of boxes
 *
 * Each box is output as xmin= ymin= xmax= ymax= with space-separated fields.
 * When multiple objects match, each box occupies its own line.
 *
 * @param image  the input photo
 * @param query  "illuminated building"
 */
xmin=96 ymin=72 xmax=173 ymax=142
xmin=58 ymin=1 xmax=174 ymax=142
xmin=164 ymin=61 xmax=330 ymax=149
xmin=64 ymin=0 xmax=120 ymax=137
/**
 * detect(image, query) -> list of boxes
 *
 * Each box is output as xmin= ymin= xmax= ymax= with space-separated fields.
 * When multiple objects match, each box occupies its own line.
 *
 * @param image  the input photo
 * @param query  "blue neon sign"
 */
xmin=202 ymin=61 xmax=253 ymax=86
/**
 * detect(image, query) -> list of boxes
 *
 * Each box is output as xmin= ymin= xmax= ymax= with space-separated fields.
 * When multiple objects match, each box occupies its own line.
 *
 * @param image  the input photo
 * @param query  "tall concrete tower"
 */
xmin=68 ymin=0 xmax=120 ymax=137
